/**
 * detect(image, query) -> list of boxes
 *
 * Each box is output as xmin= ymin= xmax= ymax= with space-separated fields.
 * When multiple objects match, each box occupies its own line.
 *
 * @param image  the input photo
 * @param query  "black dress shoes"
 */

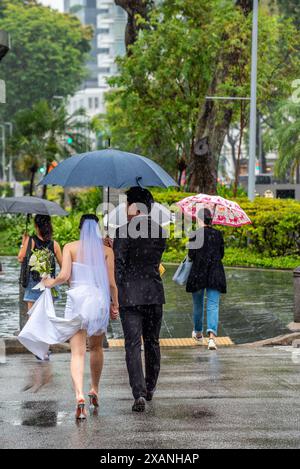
xmin=146 ymin=390 xmax=155 ymax=402
xmin=132 ymin=397 xmax=146 ymax=412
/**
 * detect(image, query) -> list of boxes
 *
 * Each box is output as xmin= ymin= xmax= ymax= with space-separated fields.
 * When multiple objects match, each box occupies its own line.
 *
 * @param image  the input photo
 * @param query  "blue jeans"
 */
xmin=192 ymin=289 xmax=220 ymax=336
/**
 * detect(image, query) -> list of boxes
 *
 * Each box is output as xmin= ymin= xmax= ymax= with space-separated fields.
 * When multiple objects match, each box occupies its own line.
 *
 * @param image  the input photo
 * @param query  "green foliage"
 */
xmin=0 ymin=0 xmax=92 ymax=121
xmin=0 ymin=183 xmax=13 ymax=197
xmin=102 ymin=0 xmax=300 ymax=178
xmin=264 ymin=100 xmax=300 ymax=180
xmin=68 ymin=188 xmax=102 ymax=213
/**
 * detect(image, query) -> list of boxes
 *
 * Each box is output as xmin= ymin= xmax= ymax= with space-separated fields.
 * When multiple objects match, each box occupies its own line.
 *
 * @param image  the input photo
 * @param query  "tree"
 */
xmin=115 ymin=0 xmax=155 ymax=52
xmin=264 ymin=100 xmax=300 ymax=182
xmin=0 ymin=0 xmax=92 ymax=121
xmin=276 ymin=1 xmax=300 ymax=29
xmin=10 ymin=100 xmax=92 ymax=196
xmin=105 ymin=0 xmax=300 ymax=193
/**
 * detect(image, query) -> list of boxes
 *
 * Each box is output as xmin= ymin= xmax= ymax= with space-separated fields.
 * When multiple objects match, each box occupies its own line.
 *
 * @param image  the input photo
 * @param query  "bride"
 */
xmin=18 ymin=214 xmax=119 ymax=420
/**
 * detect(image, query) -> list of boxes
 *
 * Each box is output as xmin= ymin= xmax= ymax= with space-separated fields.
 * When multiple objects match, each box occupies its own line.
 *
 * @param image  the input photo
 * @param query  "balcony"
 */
xmin=0 ymin=31 xmax=10 ymax=62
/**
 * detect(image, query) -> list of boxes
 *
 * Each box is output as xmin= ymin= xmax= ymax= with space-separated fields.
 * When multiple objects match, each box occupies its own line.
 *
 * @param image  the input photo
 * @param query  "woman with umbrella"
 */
xmin=177 ymin=194 xmax=251 ymax=351
xmin=18 ymin=215 xmax=63 ymax=312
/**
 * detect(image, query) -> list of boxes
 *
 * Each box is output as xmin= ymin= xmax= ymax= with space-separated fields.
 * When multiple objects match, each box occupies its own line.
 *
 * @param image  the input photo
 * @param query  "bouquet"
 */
xmin=29 ymin=248 xmax=58 ymax=297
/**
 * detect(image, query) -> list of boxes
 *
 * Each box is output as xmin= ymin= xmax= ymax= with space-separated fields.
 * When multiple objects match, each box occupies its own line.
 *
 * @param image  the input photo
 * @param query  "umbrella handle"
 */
xmin=25 ymin=214 xmax=31 ymax=234
xmin=136 ymin=176 xmax=143 ymax=188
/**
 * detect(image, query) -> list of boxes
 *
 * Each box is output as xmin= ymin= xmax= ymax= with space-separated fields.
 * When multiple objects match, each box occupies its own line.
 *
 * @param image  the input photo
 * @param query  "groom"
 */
xmin=113 ymin=187 xmax=166 ymax=412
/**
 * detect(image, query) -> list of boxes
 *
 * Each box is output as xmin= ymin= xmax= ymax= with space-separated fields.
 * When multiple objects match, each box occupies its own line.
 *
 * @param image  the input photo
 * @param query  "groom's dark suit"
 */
xmin=114 ymin=215 xmax=166 ymax=400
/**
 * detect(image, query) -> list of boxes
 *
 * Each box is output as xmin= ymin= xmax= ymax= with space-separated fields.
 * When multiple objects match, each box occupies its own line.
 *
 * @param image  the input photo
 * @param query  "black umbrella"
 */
xmin=0 ymin=196 xmax=68 ymax=216
xmin=0 ymin=196 xmax=68 ymax=232
xmin=39 ymin=149 xmax=178 ymax=188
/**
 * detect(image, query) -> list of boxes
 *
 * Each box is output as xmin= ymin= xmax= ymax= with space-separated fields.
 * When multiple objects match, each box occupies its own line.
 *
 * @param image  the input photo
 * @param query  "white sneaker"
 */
xmin=192 ymin=331 xmax=203 ymax=343
xmin=208 ymin=338 xmax=217 ymax=350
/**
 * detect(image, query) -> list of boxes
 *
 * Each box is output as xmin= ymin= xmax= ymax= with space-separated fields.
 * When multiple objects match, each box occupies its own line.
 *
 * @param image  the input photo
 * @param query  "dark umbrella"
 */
xmin=0 ymin=196 xmax=68 ymax=216
xmin=39 ymin=149 xmax=178 ymax=188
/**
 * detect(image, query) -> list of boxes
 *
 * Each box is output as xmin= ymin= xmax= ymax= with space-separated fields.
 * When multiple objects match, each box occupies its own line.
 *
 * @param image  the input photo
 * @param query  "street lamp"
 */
xmin=248 ymin=0 xmax=259 ymax=201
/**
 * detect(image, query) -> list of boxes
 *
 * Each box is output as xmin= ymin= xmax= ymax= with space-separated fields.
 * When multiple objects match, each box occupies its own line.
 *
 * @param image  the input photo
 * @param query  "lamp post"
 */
xmin=0 ymin=124 xmax=6 ymax=182
xmin=5 ymin=122 xmax=13 ymax=183
xmin=248 ymin=0 xmax=259 ymax=201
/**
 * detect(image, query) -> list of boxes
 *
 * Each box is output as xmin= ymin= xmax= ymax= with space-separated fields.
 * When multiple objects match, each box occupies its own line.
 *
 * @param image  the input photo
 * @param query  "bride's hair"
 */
xmin=79 ymin=214 xmax=99 ymax=231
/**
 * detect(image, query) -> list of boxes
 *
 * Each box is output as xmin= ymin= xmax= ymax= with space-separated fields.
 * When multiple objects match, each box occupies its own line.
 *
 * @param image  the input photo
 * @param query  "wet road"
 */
xmin=0 ymin=257 xmax=294 ymax=344
xmin=0 ymin=347 xmax=300 ymax=449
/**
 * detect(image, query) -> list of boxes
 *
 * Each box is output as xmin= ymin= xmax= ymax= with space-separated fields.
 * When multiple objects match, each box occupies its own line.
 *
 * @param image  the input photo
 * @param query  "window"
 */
xmin=94 ymin=97 xmax=99 ymax=109
xmin=98 ymin=8 xmax=109 ymax=14
xmin=98 ymin=67 xmax=111 ymax=74
xmin=98 ymin=28 xmax=110 ymax=34
xmin=88 ymin=97 xmax=93 ymax=109
xmin=98 ymin=48 xmax=110 ymax=54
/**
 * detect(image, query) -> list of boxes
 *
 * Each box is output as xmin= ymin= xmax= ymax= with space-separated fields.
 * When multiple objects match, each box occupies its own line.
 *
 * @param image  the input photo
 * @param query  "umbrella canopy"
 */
xmin=0 ymin=196 xmax=68 ymax=217
xmin=177 ymin=194 xmax=251 ymax=227
xmin=39 ymin=149 xmax=178 ymax=189
xmin=103 ymin=202 xmax=174 ymax=229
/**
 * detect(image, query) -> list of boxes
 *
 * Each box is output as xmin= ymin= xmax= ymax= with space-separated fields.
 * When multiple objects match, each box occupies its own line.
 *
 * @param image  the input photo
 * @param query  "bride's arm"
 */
xmin=44 ymin=245 xmax=72 ymax=288
xmin=105 ymin=247 xmax=119 ymax=319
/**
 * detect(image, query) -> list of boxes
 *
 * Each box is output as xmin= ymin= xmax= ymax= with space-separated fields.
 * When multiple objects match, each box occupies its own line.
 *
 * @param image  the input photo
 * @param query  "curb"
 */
xmin=3 ymin=337 xmax=70 ymax=355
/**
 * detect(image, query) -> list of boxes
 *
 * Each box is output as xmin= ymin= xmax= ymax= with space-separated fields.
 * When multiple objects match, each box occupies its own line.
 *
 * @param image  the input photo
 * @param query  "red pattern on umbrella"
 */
xmin=176 ymin=194 xmax=252 ymax=227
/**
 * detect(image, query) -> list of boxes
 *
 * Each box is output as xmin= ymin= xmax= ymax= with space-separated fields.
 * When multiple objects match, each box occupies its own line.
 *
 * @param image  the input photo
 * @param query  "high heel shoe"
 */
xmin=88 ymin=392 xmax=99 ymax=415
xmin=75 ymin=399 xmax=87 ymax=420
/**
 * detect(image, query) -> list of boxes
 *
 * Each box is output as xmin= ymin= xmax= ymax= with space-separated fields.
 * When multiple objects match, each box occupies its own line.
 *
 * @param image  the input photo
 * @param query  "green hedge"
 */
xmin=153 ymin=190 xmax=300 ymax=259
xmin=2 ymin=188 xmax=300 ymax=270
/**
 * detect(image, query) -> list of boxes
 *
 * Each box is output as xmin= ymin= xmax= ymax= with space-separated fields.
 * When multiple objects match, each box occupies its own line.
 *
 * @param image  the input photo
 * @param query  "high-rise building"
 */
xmin=64 ymin=0 xmax=127 ymax=117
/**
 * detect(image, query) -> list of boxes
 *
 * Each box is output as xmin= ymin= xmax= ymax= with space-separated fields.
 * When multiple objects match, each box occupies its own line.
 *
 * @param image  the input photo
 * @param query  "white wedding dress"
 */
xmin=18 ymin=220 xmax=110 ymax=360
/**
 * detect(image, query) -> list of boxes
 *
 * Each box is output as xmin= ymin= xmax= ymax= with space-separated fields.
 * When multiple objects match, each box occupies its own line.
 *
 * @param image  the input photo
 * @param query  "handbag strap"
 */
xmin=25 ymin=236 xmax=33 ymax=260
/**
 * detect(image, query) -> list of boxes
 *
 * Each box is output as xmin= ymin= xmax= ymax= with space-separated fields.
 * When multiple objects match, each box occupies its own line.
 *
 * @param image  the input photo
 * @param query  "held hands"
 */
xmin=110 ymin=303 xmax=119 ymax=321
xmin=103 ymin=237 xmax=113 ymax=249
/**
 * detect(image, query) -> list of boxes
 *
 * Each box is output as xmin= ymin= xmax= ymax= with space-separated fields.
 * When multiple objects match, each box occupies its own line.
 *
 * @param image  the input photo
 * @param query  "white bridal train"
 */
xmin=18 ymin=220 xmax=110 ymax=360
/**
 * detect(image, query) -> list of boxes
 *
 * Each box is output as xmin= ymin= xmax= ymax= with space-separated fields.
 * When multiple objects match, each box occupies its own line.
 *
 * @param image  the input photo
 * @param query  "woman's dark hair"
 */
xmin=125 ymin=186 xmax=154 ymax=213
xmin=34 ymin=215 xmax=53 ymax=241
xmin=198 ymin=208 xmax=213 ymax=226
xmin=79 ymin=214 xmax=99 ymax=231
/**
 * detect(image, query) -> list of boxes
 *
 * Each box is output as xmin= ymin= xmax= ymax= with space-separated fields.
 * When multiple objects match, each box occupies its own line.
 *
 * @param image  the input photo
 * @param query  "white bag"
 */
xmin=172 ymin=256 xmax=193 ymax=286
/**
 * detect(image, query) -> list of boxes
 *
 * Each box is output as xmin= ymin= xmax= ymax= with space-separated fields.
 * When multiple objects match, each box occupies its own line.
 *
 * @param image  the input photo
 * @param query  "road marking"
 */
xmin=108 ymin=337 xmax=234 ymax=348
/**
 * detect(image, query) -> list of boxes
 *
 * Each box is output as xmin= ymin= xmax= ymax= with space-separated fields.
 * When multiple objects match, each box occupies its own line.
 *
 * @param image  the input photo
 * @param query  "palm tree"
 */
xmin=10 ymin=99 xmax=92 ymax=197
xmin=264 ymin=100 xmax=300 ymax=182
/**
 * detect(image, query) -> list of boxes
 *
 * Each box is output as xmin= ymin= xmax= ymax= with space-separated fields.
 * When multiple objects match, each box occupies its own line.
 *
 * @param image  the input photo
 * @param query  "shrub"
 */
xmin=68 ymin=188 xmax=102 ymax=213
xmin=0 ymin=183 xmax=13 ymax=197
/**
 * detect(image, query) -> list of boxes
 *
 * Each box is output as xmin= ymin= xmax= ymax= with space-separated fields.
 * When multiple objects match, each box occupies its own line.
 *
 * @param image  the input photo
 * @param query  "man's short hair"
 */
xmin=126 ymin=186 xmax=154 ymax=213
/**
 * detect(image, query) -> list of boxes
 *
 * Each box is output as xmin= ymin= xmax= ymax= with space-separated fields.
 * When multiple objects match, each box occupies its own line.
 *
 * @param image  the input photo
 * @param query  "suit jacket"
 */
xmin=186 ymin=227 xmax=227 ymax=294
xmin=113 ymin=215 xmax=167 ymax=307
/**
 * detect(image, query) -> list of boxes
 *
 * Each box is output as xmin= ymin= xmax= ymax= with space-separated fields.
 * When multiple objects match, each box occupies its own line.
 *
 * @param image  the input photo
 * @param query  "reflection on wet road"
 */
xmin=0 ymin=349 xmax=300 ymax=449
xmin=0 ymin=257 xmax=294 ymax=344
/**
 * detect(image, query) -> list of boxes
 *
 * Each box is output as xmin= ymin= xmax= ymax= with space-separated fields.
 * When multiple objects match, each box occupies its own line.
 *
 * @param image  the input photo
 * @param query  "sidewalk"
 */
xmin=0 ymin=347 xmax=300 ymax=449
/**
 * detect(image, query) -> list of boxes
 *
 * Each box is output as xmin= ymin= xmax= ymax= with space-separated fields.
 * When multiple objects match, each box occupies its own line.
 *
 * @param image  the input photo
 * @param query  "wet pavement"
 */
xmin=0 ymin=347 xmax=300 ymax=449
xmin=0 ymin=257 xmax=293 ymax=344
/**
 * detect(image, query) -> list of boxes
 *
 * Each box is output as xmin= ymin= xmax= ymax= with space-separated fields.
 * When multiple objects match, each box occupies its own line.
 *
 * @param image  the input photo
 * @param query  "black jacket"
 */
xmin=186 ymin=227 xmax=227 ymax=294
xmin=113 ymin=216 xmax=167 ymax=307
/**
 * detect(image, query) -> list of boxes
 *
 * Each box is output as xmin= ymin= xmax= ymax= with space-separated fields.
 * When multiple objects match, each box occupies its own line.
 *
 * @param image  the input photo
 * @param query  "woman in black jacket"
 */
xmin=186 ymin=208 xmax=226 ymax=350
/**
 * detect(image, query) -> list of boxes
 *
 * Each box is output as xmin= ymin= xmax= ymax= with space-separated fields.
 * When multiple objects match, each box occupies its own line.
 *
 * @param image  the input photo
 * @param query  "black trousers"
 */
xmin=120 ymin=305 xmax=163 ymax=400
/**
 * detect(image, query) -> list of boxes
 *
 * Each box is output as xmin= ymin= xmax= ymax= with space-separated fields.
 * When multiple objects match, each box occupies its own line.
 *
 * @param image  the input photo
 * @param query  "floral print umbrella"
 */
xmin=176 ymin=194 xmax=252 ymax=227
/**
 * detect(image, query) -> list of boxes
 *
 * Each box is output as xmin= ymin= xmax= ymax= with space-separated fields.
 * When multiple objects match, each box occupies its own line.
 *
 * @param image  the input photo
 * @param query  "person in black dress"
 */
xmin=186 ymin=208 xmax=226 ymax=351
xmin=113 ymin=187 xmax=166 ymax=412
xmin=18 ymin=215 xmax=62 ymax=311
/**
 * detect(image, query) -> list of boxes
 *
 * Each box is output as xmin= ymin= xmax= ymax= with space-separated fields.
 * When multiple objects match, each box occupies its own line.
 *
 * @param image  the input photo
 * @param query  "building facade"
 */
xmin=64 ymin=0 xmax=127 ymax=117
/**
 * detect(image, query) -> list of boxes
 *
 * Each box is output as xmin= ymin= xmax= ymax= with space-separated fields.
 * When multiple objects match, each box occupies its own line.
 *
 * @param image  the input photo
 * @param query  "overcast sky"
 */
xmin=39 ymin=0 xmax=64 ymax=12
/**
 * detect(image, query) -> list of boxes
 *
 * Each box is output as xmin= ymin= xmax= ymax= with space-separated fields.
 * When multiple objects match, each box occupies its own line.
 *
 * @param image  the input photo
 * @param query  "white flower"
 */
xmin=29 ymin=254 xmax=38 ymax=267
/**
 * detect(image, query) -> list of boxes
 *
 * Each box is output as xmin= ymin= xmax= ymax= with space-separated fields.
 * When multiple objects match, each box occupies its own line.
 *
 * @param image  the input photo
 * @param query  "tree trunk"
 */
xmin=42 ymin=161 xmax=51 ymax=199
xmin=29 ymin=166 xmax=37 ymax=196
xmin=188 ymin=0 xmax=253 ymax=194
xmin=115 ymin=0 xmax=154 ymax=52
